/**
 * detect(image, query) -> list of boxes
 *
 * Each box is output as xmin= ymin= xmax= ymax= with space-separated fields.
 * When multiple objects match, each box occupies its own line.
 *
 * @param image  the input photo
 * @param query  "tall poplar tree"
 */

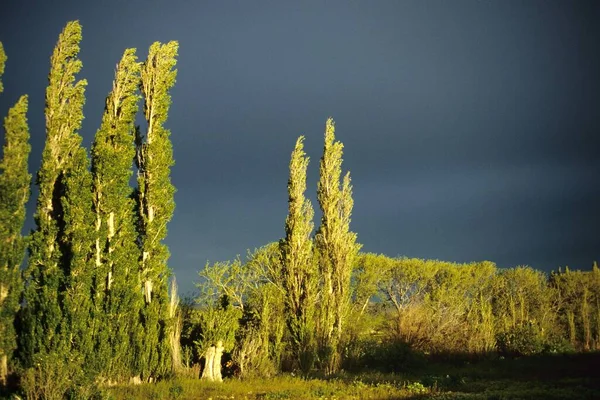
xmin=136 ymin=41 xmax=178 ymax=379
xmin=0 ymin=42 xmax=5 ymax=93
xmin=0 ymin=43 xmax=31 ymax=385
xmin=90 ymin=48 xmax=144 ymax=381
xmin=315 ymin=117 xmax=360 ymax=374
xmin=21 ymin=20 xmax=88 ymax=369
xmin=279 ymin=136 xmax=317 ymax=374
xmin=60 ymin=141 xmax=95 ymax=368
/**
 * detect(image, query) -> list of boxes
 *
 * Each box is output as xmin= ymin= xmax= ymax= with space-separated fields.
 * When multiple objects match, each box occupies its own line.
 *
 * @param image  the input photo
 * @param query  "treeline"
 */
xmin=0 ymin=22 xmax=180 ymax=397
xmin=187 ymin=252 xmax=600 ymax=378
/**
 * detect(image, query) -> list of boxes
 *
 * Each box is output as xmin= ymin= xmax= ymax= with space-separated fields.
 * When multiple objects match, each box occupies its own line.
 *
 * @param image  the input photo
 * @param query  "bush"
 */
xmin=496 ymin=323 xmax=545 ymax=356
xmin=20 ymin=356 xmax=105 ymax=400
xmin=543 ymin=335 xmax=575 ymax=354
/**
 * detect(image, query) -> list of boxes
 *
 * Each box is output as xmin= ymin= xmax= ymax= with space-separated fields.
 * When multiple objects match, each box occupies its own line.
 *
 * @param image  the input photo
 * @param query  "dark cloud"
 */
xmin=1 ymin=0 xmax=599 ymax=294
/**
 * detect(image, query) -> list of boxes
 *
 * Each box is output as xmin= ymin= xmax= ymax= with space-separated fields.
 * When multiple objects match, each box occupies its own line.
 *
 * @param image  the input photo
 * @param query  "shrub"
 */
xmin=543 ymin=335 xmax=576 ymax=354
xmin=496 ymin=322 xmax=545 ymax=356
xmin=20 ymin=356 xmax=105 ymax=400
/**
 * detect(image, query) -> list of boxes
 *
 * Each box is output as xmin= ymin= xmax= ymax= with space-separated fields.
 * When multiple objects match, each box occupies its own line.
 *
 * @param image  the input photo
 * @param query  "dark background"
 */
xmin=1 ymin=1 xmax=599 ymax=295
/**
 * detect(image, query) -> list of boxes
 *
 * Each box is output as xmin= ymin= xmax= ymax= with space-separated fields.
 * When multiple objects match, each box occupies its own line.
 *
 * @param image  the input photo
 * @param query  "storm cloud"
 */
xmin=1 ymin=0 xmax=598 ymax=294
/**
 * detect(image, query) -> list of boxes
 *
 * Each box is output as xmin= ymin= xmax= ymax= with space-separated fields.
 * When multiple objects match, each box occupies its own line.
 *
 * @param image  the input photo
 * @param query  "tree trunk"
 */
xmin=213 ymin=341 xmax=224 ymax=382
xmin=201 ymin=346 xmax=215 ymax=381
xmin=201 ymin=341 xmax=224 ymax=382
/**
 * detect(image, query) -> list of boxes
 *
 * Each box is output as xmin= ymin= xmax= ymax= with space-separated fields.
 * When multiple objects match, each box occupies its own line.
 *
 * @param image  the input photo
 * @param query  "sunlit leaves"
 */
xmin=280 ymin=136 xmax=317 ymax=373
xmin=0 ymin=91 xmax=30 ymax=384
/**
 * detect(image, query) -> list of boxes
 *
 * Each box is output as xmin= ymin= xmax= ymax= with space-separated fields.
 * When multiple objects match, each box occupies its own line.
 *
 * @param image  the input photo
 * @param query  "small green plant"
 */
xmin=168 ymin=382 xmax=184 ymax=398
xmin=405 ymin=381 xmax=428 ymax=395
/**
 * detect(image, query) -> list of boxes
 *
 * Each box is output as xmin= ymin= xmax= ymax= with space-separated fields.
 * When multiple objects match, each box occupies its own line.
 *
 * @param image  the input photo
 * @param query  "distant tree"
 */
xmin=135 ymin=40 xmax=179 ymax=379
xmin=90 ymin=48 xmax=143 ymax=381
xmin=492 ymin=267 xmax=550 ymax=332
xmin=279 ymin=136 xmax=318 ymax=374
xmin=315 ymin=118 xmax=360 ymax=374
xmin=0 ymin=43 xmax=31 ymax=384
xmin=242 ymin=243 xmax=286 ymax=376
xmin=354 ymin=253 xmax=396 ymax=315
xmin=492 ymin=266 xmax=551 ymax=355
xmin=20 ymin=20 xmax=92 ymax=393
xmin=424 ymin=261 xmax=496 ymax=352
xmin=0 ymin=42 xmax=5 ymax=93
xmin=549 ymin=265 xmax=600 ymax=351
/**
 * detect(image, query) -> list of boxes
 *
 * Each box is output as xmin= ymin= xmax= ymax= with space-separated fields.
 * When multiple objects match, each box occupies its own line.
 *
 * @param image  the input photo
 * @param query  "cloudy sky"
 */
xmin=1 ymin=0 xmax=598 ymax=295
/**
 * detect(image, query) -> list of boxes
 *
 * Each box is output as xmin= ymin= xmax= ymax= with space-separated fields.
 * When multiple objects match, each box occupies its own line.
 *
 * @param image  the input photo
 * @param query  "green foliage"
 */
xmin=549 ymin=266 xmax=600 ymax=351
xmin=372 ymin=256 xmax=497 ymax=354
xmin=59 ymin=144 xmax=95 ymax=371
xmin=279 ymin=136 xmax=317 ymax=374
xmin=235 ymin=247 xmax=287 ymax=377
xmin=352 ymin=253 xmax=390 ymax=313
xmin=90 ymin=48 xmax=143 ymax=381
xmin=20 ymin=355 xmax=105 ymax=400
xmin=193 ymin=299 xmax=242 ymax=356
xmin=21 ymin=20 xmax=89 ymax=378
xmin=136 ymin=40 xmax=179 ymax=379
xmin=192 ymin=247 xmax=287 ymax=378
xmin=0 ymin=80 xmax=31 ymax=383
xmin=496 ymin=322 xmax=545 ymax=356
xmin=0 ymin=42 xmax=6 ymax=93
xmin=315 ymin=118 xmax=361 ymax=374
xmin=492 ymin=267 xmax=551 ymax=332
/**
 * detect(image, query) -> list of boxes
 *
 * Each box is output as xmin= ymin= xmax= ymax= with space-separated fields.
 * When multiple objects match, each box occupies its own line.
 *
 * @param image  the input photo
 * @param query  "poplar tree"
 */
xmin=60 ymin=142 xmax=95 ymax=369
xmin=0 ymin=42 xmax=5 ymax=93
xmin=21 ymin=20 xmax=88 ymax=370
xmin=136 ymin=41 xmax=178 ymax=379
xmin=90 ymin=48 xmax=143 ymax=380
xmin=315 ymin=118 xmax=360 ymax=374
xmin=0 ymin=43 xmax=31 ymax=385
xmin=279 ymin=136 xmax=317 ymax=374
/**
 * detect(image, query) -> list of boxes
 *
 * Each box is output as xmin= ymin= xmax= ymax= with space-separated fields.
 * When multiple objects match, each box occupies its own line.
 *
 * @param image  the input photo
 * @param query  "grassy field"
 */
xmin=108 ymin=353 xmax=600 ymax=399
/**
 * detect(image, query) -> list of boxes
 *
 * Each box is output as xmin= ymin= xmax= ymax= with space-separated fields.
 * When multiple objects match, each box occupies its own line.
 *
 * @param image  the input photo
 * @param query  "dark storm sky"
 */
xmin=1 ymin=1 xmax=599 ymax=295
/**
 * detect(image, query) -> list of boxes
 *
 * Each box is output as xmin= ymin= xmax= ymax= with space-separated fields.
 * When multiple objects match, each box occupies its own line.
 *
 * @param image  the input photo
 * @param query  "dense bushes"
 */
xmin=185 ymin=250 xmax=600 ymax=379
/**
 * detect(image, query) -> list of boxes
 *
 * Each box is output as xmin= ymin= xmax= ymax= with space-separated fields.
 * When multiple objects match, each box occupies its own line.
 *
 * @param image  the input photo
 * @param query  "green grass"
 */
xmin=104 ymin=353 xmax=600 ymax=399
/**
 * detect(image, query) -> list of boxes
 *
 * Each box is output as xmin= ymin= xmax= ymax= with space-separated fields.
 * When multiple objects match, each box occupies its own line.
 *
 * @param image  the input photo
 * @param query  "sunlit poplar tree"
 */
xmin=0 ymin=42 xmax=31 ymax=385
xmin=315 ymin=118 xmax=360 ymax=374
xmin=279 ymin=136 xmax=318 ymax=374
xmin=90 ymin=48 xmax=144 ymax=380
xmin=20 ymin=20 xmax=89 ymax=373
xmin=135 ymin=40 xmax=179 ymax=379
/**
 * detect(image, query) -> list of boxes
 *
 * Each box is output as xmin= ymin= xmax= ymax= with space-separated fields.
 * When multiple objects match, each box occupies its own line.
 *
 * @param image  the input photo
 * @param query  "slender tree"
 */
xmin=135 ymin=41 xmax=178 ymax=379
xmin=315 ymin=118 xmax=360 ymax=374
xmin=60 ymin=142 xmax=95 ymax=368
xmin=0 ymin=42 xmax=7 ymax=197
xmin=21 ymin=20 xmax=88 ymax=370
xmin=0 ymin=42 xmax=31 ymax=384
xmin=0 ymin=42 xmax=6 ymax=93
xmin=90 ymin=48 xmax=144 ymax=380
xmin=279 ymin=136 xmax=318 ymax=373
